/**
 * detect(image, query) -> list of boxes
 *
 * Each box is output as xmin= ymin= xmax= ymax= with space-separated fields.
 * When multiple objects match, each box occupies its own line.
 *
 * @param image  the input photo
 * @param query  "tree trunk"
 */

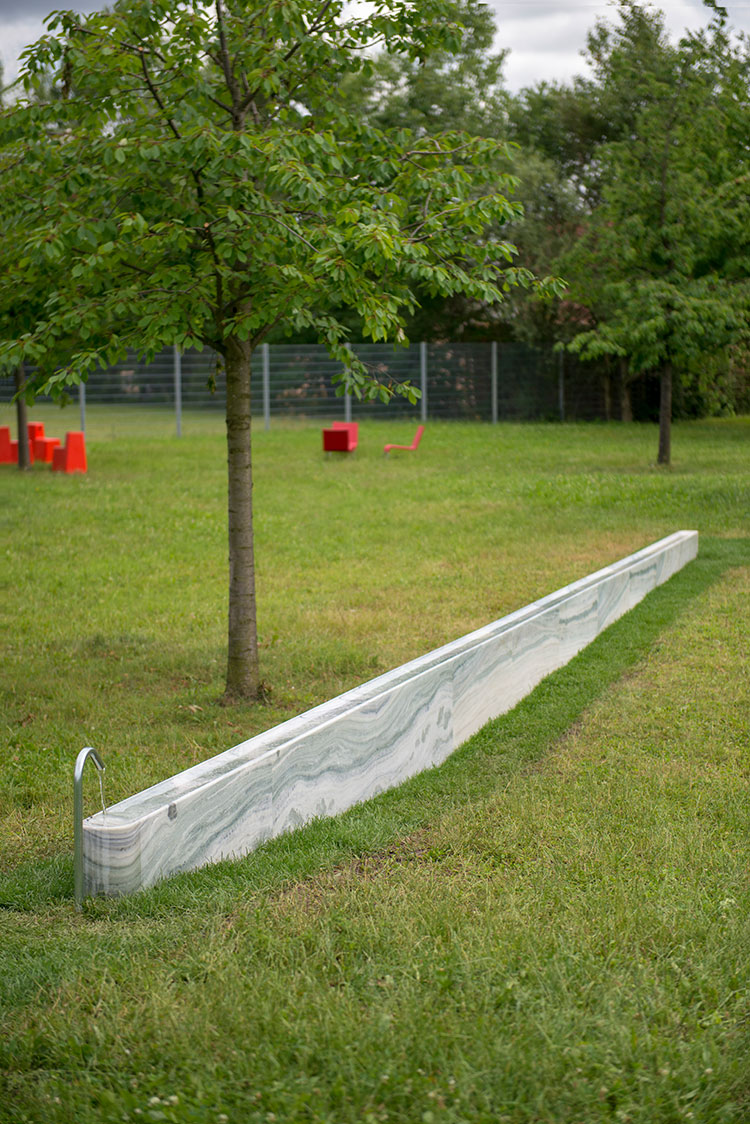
xmin=618 ymin=358 xmax=633 ymax=422
xmin=603 ymin=372 xmax=611 ymax=421
xmin=223 ymin=335 xmax=260 ymax=701
xmin=15 ymin=365 xmax=30 ymax=471
xmin=657 ymin=360 xmax=672 ymax=465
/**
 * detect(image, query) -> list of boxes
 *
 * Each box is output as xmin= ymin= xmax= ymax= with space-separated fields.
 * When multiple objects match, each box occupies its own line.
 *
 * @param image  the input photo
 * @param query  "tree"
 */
xmin=0 ymin=70 xmax=40 ymax=473
xmin=507 ymin=80 xmax=608 ymax=205
xmin=322 ymin=0 xmax=516 ymax=344
xmin=562 ymin=0 xmax=750 ymax=462
xmin=342 ymin=0 xmax=508 ymax=138
xmin=0 ymin=0 xmax=549 ymax=700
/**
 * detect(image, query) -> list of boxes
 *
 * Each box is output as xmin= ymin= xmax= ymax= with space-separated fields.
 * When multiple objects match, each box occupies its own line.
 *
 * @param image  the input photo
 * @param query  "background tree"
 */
xmin=324 ymin=0 xmax=517 ymax=344
xmin=0 ymin=62 xmax=48 ymax=472
xmin=0 ymin=0 xmax=552 ymax=700
xmin=561 ymin=0 xmax=750 ymax=462
xmin=507 ymin=79 xmax=608 ymax=206
xmin=342 ymin=0 xmax=507 ymax=138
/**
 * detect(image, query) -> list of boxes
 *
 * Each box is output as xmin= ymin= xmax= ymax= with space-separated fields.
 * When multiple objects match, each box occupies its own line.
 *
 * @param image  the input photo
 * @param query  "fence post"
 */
xmin=174 ymin=345 xmax=182 ymax=437
xmin=344 ymin=390 xmax=352 ymax=423
xmin=558 ymin=349 xmax=565 ymax=422
xmin=491 ymin=341 xmax=498 ymax=424
xmin=262 ymin=343 xmax=270 ymax=431
xmin=420 ymin=342 xmax=428 ymax=422
xmin=79 ymin=379 xmax=86 ymax=434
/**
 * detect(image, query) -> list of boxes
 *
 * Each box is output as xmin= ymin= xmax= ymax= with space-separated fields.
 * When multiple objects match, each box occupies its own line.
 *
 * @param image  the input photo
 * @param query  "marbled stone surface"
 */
xmin=83 ymin=531 xmax=698 ymax=897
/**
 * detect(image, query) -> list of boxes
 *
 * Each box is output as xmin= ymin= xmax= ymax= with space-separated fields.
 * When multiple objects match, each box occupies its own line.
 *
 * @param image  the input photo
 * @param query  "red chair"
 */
xmin=51 ymin=431 xmax=87 ymax=474
xmin=322 ymin=421 xmax=358 ymax=454
xmin=384 ymin=425 xmax=425 ymax=456
xmin=27 ymin=422 xmax=45 ymax=442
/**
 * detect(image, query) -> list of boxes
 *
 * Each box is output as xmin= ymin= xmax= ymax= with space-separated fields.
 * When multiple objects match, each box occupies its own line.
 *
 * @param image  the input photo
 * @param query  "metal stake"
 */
xmin=74 ymin=747 xmax=106 ymax=911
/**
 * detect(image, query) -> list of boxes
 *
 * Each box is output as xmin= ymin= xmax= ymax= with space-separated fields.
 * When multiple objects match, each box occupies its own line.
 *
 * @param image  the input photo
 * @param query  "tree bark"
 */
xmin=15 ymin=365 xmax=30 ymax=471
xmin=657 ymin=360 xmax=672 ymax=465
xmin=618 ymin=358 xmax=633 ymax=422
xmin=603 ymin=372 xmax=611 ymax=421
xmin=223 ymin=334 xmax=260 ymax=701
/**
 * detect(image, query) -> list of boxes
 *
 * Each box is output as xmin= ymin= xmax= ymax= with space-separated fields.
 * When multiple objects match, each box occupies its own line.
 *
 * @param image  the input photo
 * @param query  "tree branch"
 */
xmin=139 ymin=51 xmax=182 ymax=141
xmin=215 ymin=0 xmax=243 ymax=126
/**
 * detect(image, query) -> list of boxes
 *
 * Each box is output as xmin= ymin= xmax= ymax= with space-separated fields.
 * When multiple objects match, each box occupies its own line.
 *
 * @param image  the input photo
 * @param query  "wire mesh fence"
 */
xmin=2 ymin=340 xmax=612 ymax=434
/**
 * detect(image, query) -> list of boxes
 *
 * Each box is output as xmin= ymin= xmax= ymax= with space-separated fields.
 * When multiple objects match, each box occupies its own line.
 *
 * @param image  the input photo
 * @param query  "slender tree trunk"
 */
xmin=223 ymin=335 xmax=260 ymax=701
xmin=619 ymin=358 xmax=633 ymax=422
xmin=15 ymin=365 xmax=30 ymax=471
xmin=657 ymin=360 xmax=672 ymax=466
xmin=603 ymin=372 xmax=611 ymax=421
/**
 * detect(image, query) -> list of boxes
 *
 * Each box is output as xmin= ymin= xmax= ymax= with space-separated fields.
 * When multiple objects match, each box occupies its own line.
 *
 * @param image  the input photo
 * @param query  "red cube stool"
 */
xmin=322 ymin=421 xmax=358 ymax=453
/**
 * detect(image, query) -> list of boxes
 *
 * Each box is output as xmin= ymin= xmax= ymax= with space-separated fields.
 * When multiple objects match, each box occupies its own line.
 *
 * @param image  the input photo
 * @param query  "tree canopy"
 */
xmin=562 ymin=0 xmax=750 ymax=461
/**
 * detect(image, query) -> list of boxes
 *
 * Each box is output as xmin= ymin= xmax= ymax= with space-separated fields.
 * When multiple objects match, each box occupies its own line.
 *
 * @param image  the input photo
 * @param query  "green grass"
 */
xmin=1 ymin=414 xmax=749 ymax=1123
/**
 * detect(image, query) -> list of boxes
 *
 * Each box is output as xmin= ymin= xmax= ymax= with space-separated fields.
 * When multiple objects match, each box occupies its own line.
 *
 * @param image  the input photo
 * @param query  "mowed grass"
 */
xmin=1 ymin=410 xmax=749 ymax=1123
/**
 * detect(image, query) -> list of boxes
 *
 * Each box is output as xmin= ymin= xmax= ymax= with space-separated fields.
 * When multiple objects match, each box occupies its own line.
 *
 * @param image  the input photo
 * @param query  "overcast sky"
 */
xmin=2 ymin=0 xmax=749 ymax=92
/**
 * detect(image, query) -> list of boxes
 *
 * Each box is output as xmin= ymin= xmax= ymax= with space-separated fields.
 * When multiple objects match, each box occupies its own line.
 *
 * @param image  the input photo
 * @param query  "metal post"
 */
xmin=420 ymin=342 xmax=428 ymax=423
xmin=491 ymin=341 xmax=498 ymax=425
xmin=262 ymin=343 xmax=270 ymax=431
xmin=174 ymin=345 xmax=182 ymax=437
xmin=558 ymin=349 xmax=565 ymax=422
xmin=344 ymin=390 xmax=352 ymax=423
xmin=74 ymin=746 xmax=106 ymax=910
xmin=79 ymin=380 xmax=86 ymax=434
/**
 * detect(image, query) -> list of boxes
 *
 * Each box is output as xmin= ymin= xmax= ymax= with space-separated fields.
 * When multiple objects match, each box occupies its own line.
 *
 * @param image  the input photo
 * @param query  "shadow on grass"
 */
xmin=2 ymin=536 xmax=748 ymax=918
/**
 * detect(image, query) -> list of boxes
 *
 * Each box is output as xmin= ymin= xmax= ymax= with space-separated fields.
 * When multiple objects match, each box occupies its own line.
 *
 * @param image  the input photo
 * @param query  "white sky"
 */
xmin=492 ymin=0 xmax=750 ymax=90
xmin=2 ymin=1 xmax=749 ymax=92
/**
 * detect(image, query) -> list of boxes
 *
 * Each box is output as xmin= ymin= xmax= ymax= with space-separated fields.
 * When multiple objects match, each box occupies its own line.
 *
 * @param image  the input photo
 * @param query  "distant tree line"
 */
xmin=329 ymin=0 xmax=750 ymax=456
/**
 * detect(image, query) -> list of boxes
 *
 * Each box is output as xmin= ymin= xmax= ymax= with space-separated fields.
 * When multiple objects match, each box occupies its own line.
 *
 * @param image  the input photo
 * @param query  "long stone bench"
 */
xmin=82 ymin=531 xmax=698 ymax=897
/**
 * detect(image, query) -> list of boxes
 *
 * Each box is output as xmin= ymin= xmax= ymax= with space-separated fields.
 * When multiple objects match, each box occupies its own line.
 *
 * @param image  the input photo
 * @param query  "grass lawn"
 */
xmin=1 ymin=412 xmax=749 ymax=1123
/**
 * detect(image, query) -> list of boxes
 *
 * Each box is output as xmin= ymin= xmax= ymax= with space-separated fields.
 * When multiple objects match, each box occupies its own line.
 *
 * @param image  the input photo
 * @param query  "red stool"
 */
xmin=322 ymin=421 xmax=358 ymax=453
xmin=51 ymin=431 xmax=87 ymax=474
xmin=0 ymin=426 xmax=12 ymax=464
xmin=9 ymin=439 xmax=35 ymax=465
xmin=34 ymin=437 xmax=61 ymax=463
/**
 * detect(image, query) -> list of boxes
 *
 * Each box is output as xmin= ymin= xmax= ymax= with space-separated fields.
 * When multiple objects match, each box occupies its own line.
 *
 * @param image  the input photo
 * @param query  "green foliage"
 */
xmin=546 ymin=1 xmax=750 ymax=456
xmin=564 ymin=2 xmax=750 ymax=373
xmin=307 ymin=2 xmax=572 ymax=344
xmin=507 ymin=79 xmax=608 ymax=201
xmin=0 ymin=0 xmax=549 ymax=400
xmin=340 ymin=0 xmax=508 ymax=138
xmin=486 ymin=149 xmax=583 ymax=345
xmin=499 ymin=1 xmax=750 ymax=431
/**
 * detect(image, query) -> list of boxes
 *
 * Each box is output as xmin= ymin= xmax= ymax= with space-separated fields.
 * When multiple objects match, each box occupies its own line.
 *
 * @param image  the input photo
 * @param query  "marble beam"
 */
xmin=82 ymin=531 xmax=698 ymax=897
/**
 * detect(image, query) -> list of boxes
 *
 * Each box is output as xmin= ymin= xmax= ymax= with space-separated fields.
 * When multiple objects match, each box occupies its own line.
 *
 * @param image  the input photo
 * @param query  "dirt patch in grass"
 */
xmin=271 ymin=828 xmax=452 ymax=918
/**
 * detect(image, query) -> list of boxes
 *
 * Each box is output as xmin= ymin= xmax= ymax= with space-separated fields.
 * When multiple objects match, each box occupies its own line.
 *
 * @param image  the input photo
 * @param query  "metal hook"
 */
xmin=74 ymin=746 xmax=106 ymax=911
